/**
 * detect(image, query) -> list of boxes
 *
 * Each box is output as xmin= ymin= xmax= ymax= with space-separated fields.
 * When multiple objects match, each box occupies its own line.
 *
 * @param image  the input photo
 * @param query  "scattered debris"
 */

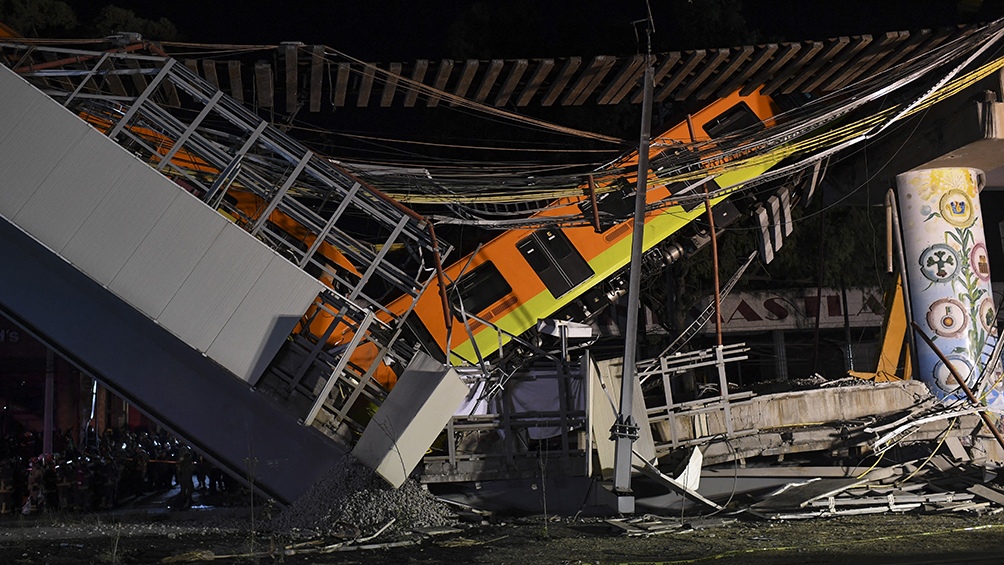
xmin=161 ymin=549 xmax=273 ymax=562
xmin=436 ymin=534 xmax=510 ymax=547
xmin=271 ymin=456 xmax=456 ymax=541
xmin=604 ymin=515 xmax=737 ymax=537
xmin=745 ymin=457 xmax=1003 ymax=520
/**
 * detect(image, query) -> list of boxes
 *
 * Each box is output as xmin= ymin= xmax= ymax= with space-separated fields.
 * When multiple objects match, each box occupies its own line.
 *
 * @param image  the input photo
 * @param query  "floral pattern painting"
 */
xmin=897 ymin=168 xmax=1004 ymax=410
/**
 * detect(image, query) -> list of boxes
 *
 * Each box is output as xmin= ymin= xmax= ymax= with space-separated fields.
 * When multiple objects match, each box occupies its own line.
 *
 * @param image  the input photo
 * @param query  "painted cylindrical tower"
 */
xmin=896 ymin=167 xmax=1003 ymax=408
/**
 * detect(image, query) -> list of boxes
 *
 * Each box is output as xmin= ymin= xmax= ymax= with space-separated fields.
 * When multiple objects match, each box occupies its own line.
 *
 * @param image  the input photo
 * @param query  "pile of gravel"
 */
xmin=271 ymin=455 xmax=456 ymax=539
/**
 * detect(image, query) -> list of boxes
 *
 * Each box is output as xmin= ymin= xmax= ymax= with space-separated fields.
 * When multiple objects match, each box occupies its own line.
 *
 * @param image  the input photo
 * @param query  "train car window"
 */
xmin=517 ymin=229 xmax=594 ymax=298
xmin=447 ymin=261 xmax=512 ymax=317
xmin=577 ymin=185 xmax=634 ymax=231
xmin=651 ymin=146 xmax=705 ymax=185
xmin=665 ymin=179 xmax=722 ymax=213
xmin=702 ymin=101 xmax=763 ymax=138
xmin=403 ymin=314 xmax=446 ymax=363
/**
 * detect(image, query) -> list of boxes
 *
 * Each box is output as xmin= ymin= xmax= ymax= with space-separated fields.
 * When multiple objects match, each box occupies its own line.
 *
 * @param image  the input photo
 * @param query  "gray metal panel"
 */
xmin=157 ymin=221 xmax=275 ymax=352
xmin=2 ymin=61 xmax=327 ymax=385
xmin=108 ymin=195 xmax=227 ymax=317
xmin=12 ymin=127 xmax=130 ymax=253
xmin=0 ymin=69 xmax=39 ymax=141
xmin=352 ymin=352 xmax=469 ymax=487
xmin=0 ymin=69 xmax=92 ymax=217
xmin=61 ymin=163 xmax=181 ymax=286
xmin=206 ymin=254 xmax=323 ymax=383
xmin=0 ymin=214 xmax=345 ymax=504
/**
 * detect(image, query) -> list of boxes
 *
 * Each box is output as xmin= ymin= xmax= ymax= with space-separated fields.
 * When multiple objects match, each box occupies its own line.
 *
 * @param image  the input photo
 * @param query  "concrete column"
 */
xmin=95 ymin=385 xmax=108 ymax=434
xmin=772 ymin=330 xmax=788 ymax=381
xmin=43 ymin=349 xmax=54 ymax=454
xmin=54 ymin=366 xmax=80 ymax=448
xmin=896 ymin=168 xmax=1004 ymax=409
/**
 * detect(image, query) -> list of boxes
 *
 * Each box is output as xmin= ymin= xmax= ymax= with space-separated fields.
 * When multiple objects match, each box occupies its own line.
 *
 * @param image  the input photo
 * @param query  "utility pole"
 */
xmin=611 ymin=21 xmax=654 ymax=514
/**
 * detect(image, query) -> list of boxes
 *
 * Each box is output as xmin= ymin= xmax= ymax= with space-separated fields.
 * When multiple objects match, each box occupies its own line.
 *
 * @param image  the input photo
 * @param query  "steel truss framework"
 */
xmin=0 ymin=41 xmax=452 ymax=443
xmin=6 ymin=16 xmax=1004 ymax=484
xmin=420 ymin=361 xmax=590 ymax=484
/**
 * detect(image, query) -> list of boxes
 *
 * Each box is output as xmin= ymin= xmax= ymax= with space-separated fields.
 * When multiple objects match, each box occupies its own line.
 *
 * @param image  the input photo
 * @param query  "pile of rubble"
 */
xmin=748 ymin=459 xmax=1004 ymax=519
xmin=271 ymin=455 xmax=457 ymax=541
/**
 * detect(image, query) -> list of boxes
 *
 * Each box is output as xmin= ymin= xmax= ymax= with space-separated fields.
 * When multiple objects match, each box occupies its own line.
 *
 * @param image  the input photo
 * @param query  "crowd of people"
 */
xmin=0 ymin=427 xmax=233 ymax=515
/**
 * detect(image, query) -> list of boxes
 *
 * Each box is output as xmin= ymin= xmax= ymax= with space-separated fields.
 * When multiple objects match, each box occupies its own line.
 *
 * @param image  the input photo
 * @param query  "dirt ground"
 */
xmin=3 ymin=508 xmax=1004 ymax=565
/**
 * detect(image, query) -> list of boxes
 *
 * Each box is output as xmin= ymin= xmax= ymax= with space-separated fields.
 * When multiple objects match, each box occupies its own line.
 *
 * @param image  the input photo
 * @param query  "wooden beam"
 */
xmin=799 ymin=36 xmax=870 ymax=93
xmin=675 ymin=48 xmax=730 ymax=100
xmin=254 ymin=60 xmax=273 ymax=108
xmin=183 ymin=58 xmax=199 ymax=75
xmin=450 ymin=59 xmax=478 ymax=105
xmin=633 ymin=52 xmax=681 ymax=103
xmin=404 ymin=59 xmax=429 ymax=107
xmin=202 ymin=59 xmax=219 ymax=88
xmin=37 ymin=51 xmax=75 ymax=94
xmin=827 ymin=32 xmax=903 ymax=91
xmin=357 ymin=64 xmax=375 ymax=107
xmin=516 ymin=58 xmax=553 ymax=106
xmin=495 ymin=58 xmax=528 ymax=107
xmin=564 ymin=55 xmax=616 ymax=105
xmin=866 ymin=30 xmax=934 ymax=76
xmin=97 ymin=55 xmax=126 ymax=97
xmin=776 ymin=39 xmax=847 ymax=94
xmin=160 ymin=66 xmax=181 ymax=107
xmin=598 ymin=54 xmax=645 ymax=105
xmin=761 ymin=41 xmax=824 ymax=96
xmin=717 ymin=44 xmax=776 ymax=97
xmin=284 ymin=43 xmax=298 ymax=113
xmin=105 ymin=72 xmax=128 ymax=97
xmin=381 ymin=62 xmax=401 ymax=107
xmin=655 ymin=49 xmax=705 ymax=102
xmin=759 ymin=40 xmax=823 ymax=94
xmin=474 ymin=59 xmax=504 ymax=103
xmin=228 ymin=60 xmax=243 ymax=103
xmin=740 ymin=42 xmax=801 ymax=96
xmin=122 ymin=56 xmax=148 ymax=93
xmin=309 ymin=45 xmax=323 ymax=112
xmin=541 ymin=56 xmax=581 ymax=106
xmin=559 ymin=55 xmax=605 ymax=105
xmin=695 ymin=45 xmax=751 ymax=100
xmin=334 ymin=62 xmax=349 ymax=107
xmin=427 ymin=59 xmax=454 ymax=107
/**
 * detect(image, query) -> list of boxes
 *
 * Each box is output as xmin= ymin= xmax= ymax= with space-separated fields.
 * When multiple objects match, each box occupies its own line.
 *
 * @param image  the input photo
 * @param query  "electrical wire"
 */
xmin=312 ymin=45 xmax=627 ymax=145
xmin=896 ymin=418 xmax=957 ymax=485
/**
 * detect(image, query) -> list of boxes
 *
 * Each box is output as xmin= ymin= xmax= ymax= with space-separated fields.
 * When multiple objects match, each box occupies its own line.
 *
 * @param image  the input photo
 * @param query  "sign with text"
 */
xmin=697 ymin=288 xmax=885 ymax=333
xmin=0 ymin=318 xmax=45 ymax=356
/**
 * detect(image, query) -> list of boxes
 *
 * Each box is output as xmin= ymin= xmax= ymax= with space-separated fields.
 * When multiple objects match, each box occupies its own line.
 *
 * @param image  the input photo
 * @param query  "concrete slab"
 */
xmin=353 ymin=352 xmax=470 ymax=487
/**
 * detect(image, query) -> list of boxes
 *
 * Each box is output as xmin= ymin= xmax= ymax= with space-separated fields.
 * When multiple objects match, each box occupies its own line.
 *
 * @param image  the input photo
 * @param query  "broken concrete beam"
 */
xmin=653 ymin=380 xmax=933 ymax=448
xmin=590 ymin=357 xmax=657 ymax=479
xmin=352 ymin=352 xmax=470 ymax=487
xmin=967 ymin=483 xmax=1004 ymax=507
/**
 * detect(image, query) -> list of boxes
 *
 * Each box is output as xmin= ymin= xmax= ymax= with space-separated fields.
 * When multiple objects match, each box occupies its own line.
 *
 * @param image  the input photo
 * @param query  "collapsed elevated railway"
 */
xmin=4 ymin=17 xmax=1004 ymax=514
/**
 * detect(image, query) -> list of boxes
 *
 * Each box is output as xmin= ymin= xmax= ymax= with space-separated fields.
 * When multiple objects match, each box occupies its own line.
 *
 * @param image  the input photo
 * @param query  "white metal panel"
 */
xmin=108 ymin=195 xmax=228 ymax=317
xmin=156 ymin=221 xmax=274 ymax=352
xmin=1 ymin=64 xmax=328 ymax=384
xmin=206 ymin=254 xmax=323 ymax=382
xmin=13 ymin=133 xmax=128 ymax=251
xmin=353 ymin=352 xmax=470 ymax=488
xmin=0 ymin=67 xmax=40 ymax=141
xmin=0 ymin=69 xmax=92 ymax=217
xmin=0 ymin=214 xmax=347 ymax=505
xmin=61 ymin=163 xmax=181 ymax=286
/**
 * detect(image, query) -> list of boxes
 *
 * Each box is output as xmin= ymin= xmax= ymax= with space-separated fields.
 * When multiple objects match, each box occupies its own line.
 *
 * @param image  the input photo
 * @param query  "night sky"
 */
xmin=32 ymin=0 xmax=1004 ymax=172
xmin=61 ymin=0 xmax=1004 ymax=61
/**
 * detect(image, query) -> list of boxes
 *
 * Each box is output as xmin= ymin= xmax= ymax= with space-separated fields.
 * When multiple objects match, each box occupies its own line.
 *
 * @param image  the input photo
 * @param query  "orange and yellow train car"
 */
xmin=77 ymin=89 xmax=784 ymax=386
xmin=388 ymin=90 xmax=784 ymax=366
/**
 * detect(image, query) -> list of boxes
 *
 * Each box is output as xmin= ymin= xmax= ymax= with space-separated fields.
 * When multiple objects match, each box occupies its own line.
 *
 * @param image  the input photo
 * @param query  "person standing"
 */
xmin=175 ymin=449 xmax=194 ymax=509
